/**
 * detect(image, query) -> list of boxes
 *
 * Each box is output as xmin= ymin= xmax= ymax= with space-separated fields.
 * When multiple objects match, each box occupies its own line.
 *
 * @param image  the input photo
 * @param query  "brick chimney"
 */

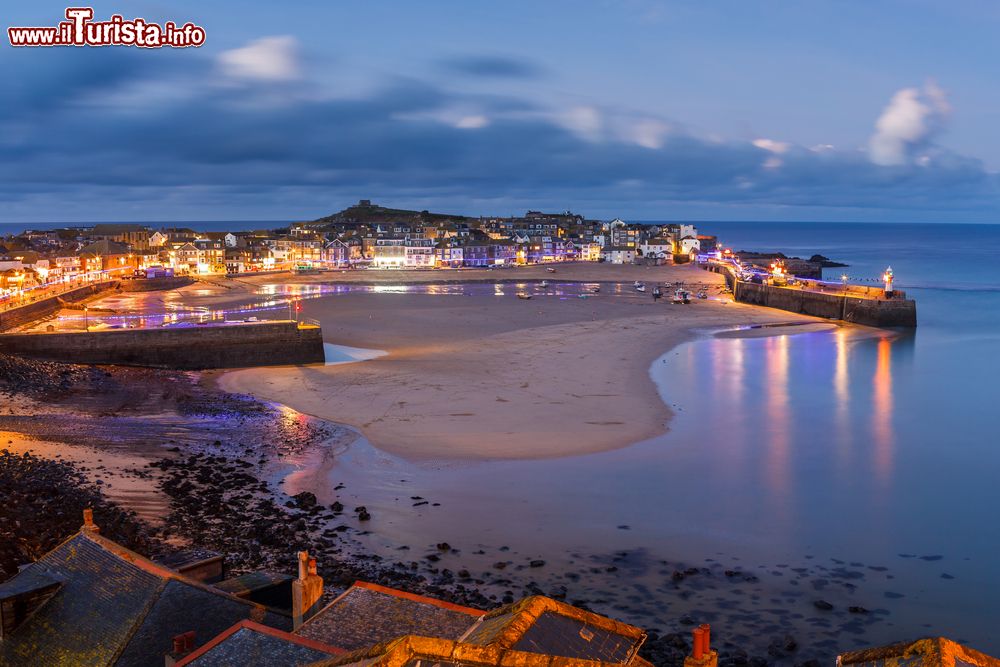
xmin=82 ymin=508 xmax=100 ymax=534
xmin=292 ymin=551 xmax=324 ymax=629
xmin=164 ymin=630 xmax=195 ymax=666
xmin=684 ymin=624 xmax=717 ymax=667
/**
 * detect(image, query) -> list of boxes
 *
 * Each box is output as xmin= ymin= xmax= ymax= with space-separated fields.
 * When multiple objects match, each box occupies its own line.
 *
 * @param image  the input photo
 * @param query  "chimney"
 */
xmin=683 ymin=623 xmax=717 ymax=667
xmin=292 ymin=551 xmax=324 ymax=630
xmin=164 ymin=631 xmax=195 ymax=666
xmin=82 ymin=508 xmax=100 ymax=533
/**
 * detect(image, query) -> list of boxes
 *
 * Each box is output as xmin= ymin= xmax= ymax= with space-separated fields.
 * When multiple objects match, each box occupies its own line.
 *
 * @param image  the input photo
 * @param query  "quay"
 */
xmin=702 ymin=257 xmax=917 ymax=328
xmin=0 ymin=319 xmax=325 ymax=369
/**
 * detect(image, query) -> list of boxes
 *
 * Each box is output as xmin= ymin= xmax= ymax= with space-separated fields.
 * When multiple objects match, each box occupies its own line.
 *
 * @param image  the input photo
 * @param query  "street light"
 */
xmin=841 ymin=274 xmax=849 ymax=293
xmin=84 ymin=305 xmax=89 ymax=332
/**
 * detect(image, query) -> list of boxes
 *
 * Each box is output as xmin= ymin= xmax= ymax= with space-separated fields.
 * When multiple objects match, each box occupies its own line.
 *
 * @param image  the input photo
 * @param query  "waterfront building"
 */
xmin=601 ymin=246 xmax=638 ymax=264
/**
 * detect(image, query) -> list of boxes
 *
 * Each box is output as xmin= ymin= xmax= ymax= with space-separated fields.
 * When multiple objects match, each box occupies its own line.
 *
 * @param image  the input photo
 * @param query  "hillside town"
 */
xmin=0 ymin=201 xmax=714 ymax=302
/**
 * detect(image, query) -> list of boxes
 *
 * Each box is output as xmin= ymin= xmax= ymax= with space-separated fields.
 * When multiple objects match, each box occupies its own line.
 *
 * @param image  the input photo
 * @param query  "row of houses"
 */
xmin=1 ymin=209 xmax=710 ymax=291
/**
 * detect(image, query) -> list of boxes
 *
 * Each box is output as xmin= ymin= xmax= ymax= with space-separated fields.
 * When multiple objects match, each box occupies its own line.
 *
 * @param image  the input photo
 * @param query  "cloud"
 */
xmin=753 ymin=138 xmax=790 ymax=154
xmin=217 ymin=36 xmax=301 ymax=83
xmin=0 ymin=49 xmax=997 ymax=222
xmin=455 ymin=115 xmax=489 ymax=129
xmin=869 ymin=81 xmax=951 ymax=166
xmin=440 ymin=55 xmax=541 ymax=79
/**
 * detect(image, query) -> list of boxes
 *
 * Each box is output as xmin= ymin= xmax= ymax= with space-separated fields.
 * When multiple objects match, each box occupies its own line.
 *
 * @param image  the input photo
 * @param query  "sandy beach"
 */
xmin=217 ymin=263 xmax=826 ymax=460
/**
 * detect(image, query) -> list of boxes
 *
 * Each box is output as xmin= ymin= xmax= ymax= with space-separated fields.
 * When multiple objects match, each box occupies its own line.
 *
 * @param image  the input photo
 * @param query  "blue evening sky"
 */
xmin=2 ymin=1 xmax=999 ymax=222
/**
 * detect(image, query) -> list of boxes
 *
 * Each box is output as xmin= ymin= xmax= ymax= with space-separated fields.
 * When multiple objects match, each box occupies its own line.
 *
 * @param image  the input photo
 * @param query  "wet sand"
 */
xmin=219 ymin=264 xmax=823 ymax=460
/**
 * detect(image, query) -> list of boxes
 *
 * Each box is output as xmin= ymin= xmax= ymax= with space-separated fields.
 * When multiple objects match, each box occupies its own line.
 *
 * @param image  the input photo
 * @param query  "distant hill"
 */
xmin=312 ymin=200 xmax=476 ymax=225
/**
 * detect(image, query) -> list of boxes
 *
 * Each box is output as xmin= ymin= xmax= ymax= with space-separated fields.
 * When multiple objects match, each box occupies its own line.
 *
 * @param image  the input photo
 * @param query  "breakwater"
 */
xmin=118 ymin=276 xmax=194 ymax=292
xmin=0 ymin=282 xmax=117 ymax=332
xmin=0 ymin=320 xmax=325 ymax=369
xmin=702 ymin=261 xmax=916 ymax=327
xmin=733 ymin=281 xmax=917 ymax=327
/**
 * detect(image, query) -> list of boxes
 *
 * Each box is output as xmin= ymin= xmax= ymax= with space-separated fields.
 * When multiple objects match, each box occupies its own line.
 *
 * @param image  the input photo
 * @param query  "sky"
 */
xmin=2 ymin=0 xmax=999 ymax=223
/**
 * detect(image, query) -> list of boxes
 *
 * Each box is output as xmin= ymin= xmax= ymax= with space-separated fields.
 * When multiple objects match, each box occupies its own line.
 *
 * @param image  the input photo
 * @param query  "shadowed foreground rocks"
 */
xmin=0 ymin=449 xmax=163 ymax=579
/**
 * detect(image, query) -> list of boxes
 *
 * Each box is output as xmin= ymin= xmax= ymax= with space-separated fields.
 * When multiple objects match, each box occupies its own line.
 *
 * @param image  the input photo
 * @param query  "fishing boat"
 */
xmin=540 ymin=280 xmax=549 ymax=288
xmin=634 ymin=282 xmax=646 ymax=293
xmin=517 ymin=293 xmax=533 ymax=300
xmin=673 ymin=289 xmax=692 ymax=304
xmin=546 ymin=267 xmax=556 ymax=273
xmin=696 ymin=290 xmax=708 ymax=299
xmin=590 ymin=286 xmax=601 ymax=293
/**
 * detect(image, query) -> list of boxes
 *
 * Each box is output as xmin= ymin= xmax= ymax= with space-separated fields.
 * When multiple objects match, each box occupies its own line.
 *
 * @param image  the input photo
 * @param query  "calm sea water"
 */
xmin=0 ymin=221 xmax=288 ymax=236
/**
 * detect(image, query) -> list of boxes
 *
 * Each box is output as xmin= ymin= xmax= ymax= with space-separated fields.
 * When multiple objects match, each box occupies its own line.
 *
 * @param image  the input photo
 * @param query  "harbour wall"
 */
xmin=118 ymin=276 xmax=194 ymax=292
xmin=733 ymin=281 xmax=917 ymax=328
xmin=0 ymin=282 xmax=117 ymax=332
xmin=0 ymin=321 xmax=325 ymax=369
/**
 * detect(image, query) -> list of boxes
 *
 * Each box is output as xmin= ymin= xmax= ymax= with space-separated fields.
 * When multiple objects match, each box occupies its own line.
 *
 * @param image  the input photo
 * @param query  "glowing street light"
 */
xmin=883 ymin=266 xmax=894 ymax=297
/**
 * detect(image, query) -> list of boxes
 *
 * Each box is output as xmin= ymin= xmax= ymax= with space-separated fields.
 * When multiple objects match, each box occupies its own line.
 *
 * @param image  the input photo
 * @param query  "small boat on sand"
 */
xmin=696 ymin=290 xmax=708 ymax=299
xmin=546 ymin=267 xmax=556 ymax=273
xmin=540 ymin=280 xmax=549 ymax=288
xmin=517 ymin=293 xmax=533 ymax=300
xmin=634 ymin=282 xmax=646 ymax=293
xmin=652 ymin=286 xmax=662 ymax=300
xmin=590 ymin=286 xmax=601 ymax=293
xmin=673 ymin=289 xmax=692 ymax=304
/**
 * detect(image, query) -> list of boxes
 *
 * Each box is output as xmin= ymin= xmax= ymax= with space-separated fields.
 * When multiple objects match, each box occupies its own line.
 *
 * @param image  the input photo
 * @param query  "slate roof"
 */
xmin=461 ymin=596 xmax=646 ymax=664
xmin=79 ymin=239 xmax=131 ymax=256
xmin=296 ymin=581 xmax=482 ymax=650
xmin=838 ymin=638 xmax=1000 ymax=667
xmin=177 ymin=620 xmax=342 ymax=667
xmin=215 ymin=571 xmax=294 ymax=597
xmin=0 ymin=530 xmax=291 ymax=667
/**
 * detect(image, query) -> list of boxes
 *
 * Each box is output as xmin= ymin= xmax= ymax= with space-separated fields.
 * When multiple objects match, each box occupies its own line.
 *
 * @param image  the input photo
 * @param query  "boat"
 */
xmin=696 ymin=290 xmax=708 ymax=299
xmin=546 ymin=267 xmax=556 ymax=273
xmin=652 ymin=286 xmax=662 ymax=300
xmin=540 ymin=280 xmax=549 ymax=288
xmin=517 ymin=293 xmax=533 ymax=300
xmin=672 ymin=289 xmax=692 ymax=304
xmin=634 ymin=282 xmax=646 ymax=293
xmin=590 ymin=286 xmax=601 ymax=293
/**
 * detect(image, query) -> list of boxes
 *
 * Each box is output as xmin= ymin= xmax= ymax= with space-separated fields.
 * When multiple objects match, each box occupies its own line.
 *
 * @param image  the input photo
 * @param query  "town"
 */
xmin=0 ymin=200 xmax=712 ymax=303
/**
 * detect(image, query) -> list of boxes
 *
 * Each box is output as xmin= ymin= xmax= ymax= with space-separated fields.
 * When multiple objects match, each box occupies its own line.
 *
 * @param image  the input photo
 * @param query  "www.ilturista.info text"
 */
xmin=8 ymin=8 xmax=205 ymax=48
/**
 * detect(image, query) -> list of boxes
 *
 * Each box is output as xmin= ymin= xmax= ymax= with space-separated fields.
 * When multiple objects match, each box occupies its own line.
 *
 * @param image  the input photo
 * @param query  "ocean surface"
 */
xmin=0 ymin=220 xmax=289 ymax=235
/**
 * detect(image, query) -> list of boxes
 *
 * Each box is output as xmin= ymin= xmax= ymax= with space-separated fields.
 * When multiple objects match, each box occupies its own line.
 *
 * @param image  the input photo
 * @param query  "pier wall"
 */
xmin=0 ymin=321 xmax=325 ymax=369
xmin=118 ymin=276 xmax=194 ymax=292
xmin=733 ymin=282 xmax=917 ymax=327
xmin=0 ymin=282 xmax=117 ymax=332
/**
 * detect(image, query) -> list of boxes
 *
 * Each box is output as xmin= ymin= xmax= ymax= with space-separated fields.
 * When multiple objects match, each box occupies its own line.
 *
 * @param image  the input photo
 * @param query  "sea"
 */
xmin=5 ymin=219 xmax=999 ymax=653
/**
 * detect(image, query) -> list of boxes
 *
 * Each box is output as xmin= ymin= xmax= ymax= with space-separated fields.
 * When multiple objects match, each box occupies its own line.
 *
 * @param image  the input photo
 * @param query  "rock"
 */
xmin=292 ymin=492 xmax=317 ymax=509
xmin=848 ymin=605 xmax=869 ymax=614
xmin=529 ymin=559 xmax=546 ymax=568
xmin=813 ymin=599 xmax=834 ymax=611
xmin=329 ymin=501 xmax=343 ymax=512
